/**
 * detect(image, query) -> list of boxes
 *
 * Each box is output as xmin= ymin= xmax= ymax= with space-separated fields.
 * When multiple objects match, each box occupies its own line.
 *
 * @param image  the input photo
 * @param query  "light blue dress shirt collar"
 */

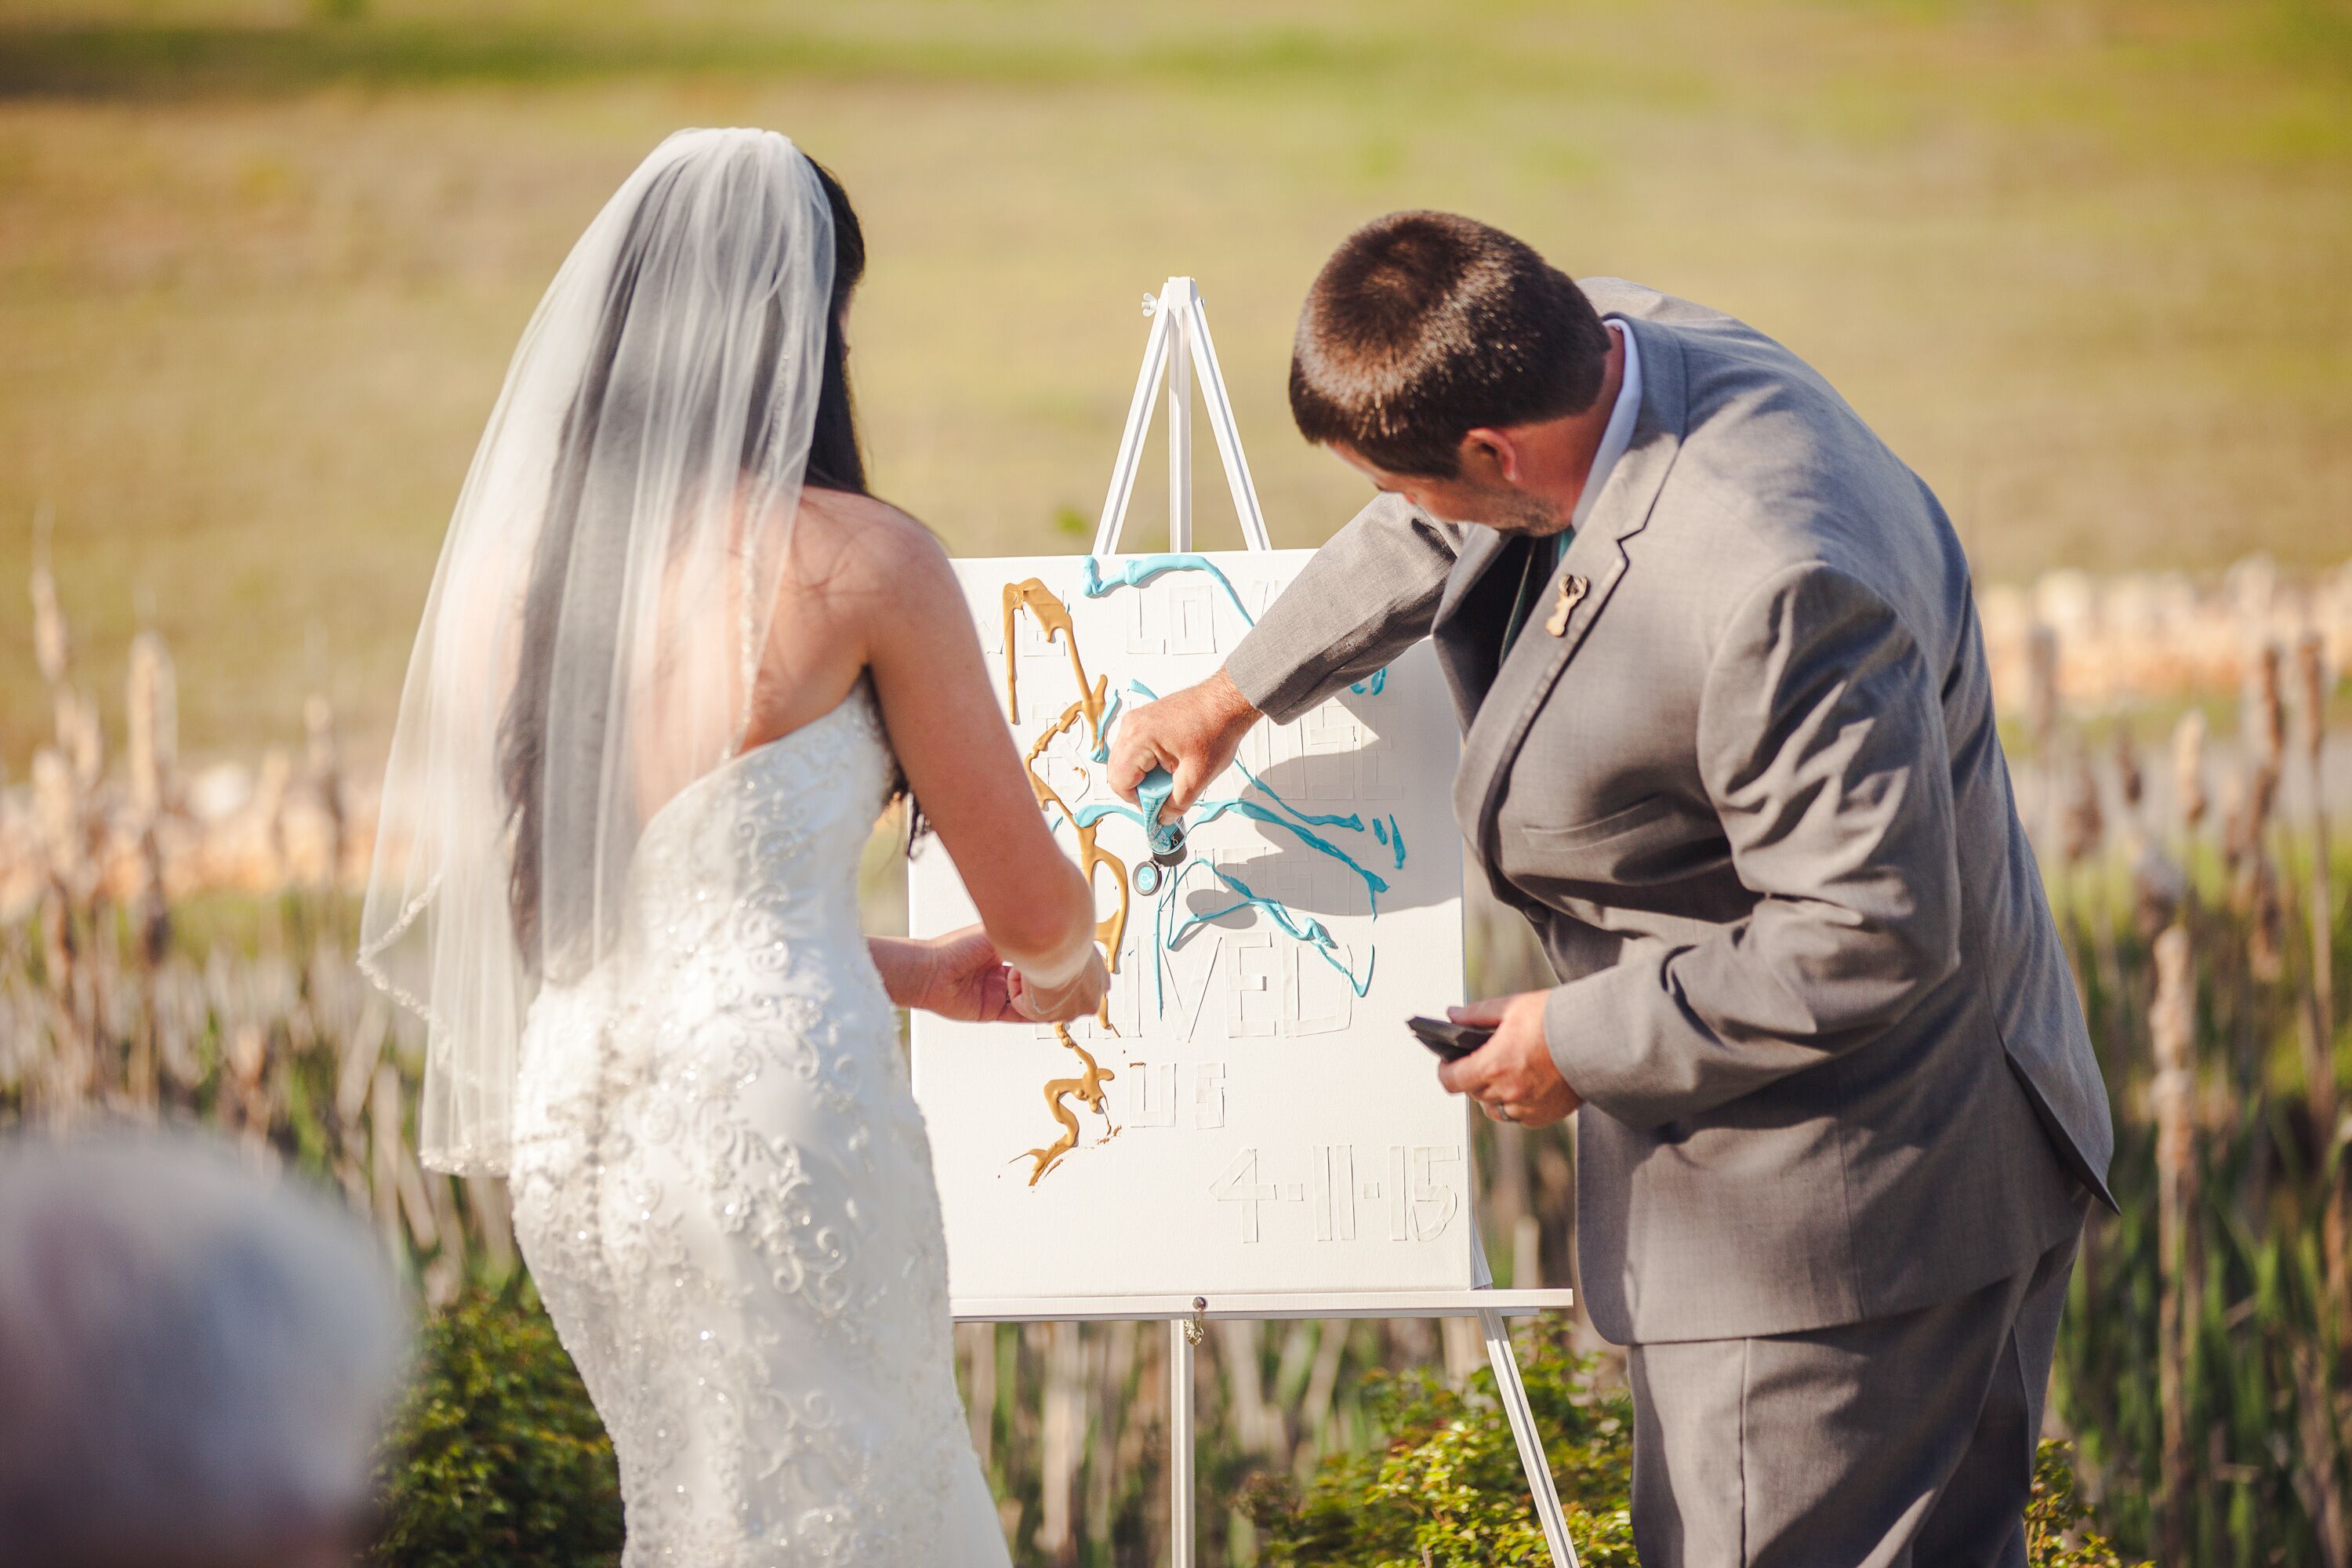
xmin=1568 ymin=317 xmax=1643 ymax=534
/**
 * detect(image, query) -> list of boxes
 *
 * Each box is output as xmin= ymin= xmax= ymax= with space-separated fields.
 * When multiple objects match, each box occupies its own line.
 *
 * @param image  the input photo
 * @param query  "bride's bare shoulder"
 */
xmin=789 ymin=488 xmax=951 ymax=594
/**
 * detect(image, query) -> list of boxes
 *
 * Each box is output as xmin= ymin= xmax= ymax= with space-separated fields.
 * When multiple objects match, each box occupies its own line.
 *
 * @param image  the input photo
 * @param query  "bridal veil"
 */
xmin=361 ymin=129 xmax=836 ymax=1175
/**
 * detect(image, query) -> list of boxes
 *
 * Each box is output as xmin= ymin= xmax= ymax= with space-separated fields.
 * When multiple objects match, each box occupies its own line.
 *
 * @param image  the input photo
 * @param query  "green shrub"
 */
xmin=1245 ymin=1323 xmax=2141 ymax=1568
xmin=1243 ymin=1323 xmax=1637 ymax=1566
xmin=2027 ymin=1442 xmax=2143 ymax=1568
xmin=372 ymin=1290 xmax=622 ymax=1568
xmin=365 ymin=1297 xmax=2140 ymax=1568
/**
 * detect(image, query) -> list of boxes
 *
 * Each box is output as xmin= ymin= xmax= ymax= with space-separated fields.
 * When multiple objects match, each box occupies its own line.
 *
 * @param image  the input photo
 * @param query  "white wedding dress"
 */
xmin=507 ymin=681 xmax=1009 ymax=1566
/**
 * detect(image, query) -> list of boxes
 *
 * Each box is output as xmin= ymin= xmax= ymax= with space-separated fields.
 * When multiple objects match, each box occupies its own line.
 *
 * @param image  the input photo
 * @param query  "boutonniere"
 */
xmin=1545 ymin=574 xmax=1590 ymax=637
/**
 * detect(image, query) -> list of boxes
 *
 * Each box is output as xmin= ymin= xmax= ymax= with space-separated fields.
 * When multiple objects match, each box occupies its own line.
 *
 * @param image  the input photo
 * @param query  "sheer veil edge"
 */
xmin=358 ymin=129 xmax=836 ymax=1177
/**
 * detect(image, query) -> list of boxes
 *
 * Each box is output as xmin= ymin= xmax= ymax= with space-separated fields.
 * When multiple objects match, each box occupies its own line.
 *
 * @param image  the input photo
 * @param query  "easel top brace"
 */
xmin=950 ymin=1287 xmax=1573 ymax=1325
xmin=1091 ymin=277 xmax=1277 ymax=559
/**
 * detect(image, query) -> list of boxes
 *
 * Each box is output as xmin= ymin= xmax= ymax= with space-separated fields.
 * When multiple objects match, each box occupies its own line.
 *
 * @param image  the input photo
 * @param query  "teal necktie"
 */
xmin=1501 ymin=532 xmax=1567 ymax=655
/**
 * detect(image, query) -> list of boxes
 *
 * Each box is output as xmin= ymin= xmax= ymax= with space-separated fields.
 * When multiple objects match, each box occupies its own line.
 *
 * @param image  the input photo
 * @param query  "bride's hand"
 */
xmin=869 ymin=927 xmax=1025 ymax=1022
xmin=1007 ymin=947 xmax=1109 ymax=1024
xmin=915 ymin=926 xmax=1031 ymax=1022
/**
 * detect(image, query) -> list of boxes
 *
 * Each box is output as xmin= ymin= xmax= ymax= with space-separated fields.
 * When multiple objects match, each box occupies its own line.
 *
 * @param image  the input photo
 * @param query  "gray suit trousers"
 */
xmin=1628 ymin=1212 xmax=2084 ymax=1568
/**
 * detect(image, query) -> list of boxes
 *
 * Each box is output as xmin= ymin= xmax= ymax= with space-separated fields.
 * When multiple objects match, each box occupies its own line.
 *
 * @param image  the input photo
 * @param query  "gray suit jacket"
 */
xmin=1225 ymin=279 xmax=2111 ymax=1345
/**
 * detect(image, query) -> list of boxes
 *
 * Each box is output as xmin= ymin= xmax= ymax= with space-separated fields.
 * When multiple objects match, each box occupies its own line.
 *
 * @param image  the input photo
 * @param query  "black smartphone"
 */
xmin=1407 ymin=1015 xmax=1494 ymax=1062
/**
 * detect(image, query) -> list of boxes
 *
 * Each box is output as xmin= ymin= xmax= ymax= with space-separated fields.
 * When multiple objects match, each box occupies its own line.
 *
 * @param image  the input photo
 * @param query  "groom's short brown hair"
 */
xmin=1290 ymin=211 xmax=1611 ymax=478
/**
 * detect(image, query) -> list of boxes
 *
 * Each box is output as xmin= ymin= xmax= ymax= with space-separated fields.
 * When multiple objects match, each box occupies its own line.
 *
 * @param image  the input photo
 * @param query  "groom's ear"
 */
xmin=1457 ymin=429 xmax=1519 ymax=485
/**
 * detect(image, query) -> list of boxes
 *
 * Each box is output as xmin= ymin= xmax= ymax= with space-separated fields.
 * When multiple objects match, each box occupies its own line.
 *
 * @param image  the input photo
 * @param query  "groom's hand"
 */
xmin=1106 ymin=668 xmax=1263 ymax=815
xmin=1436 ymin=990 xmax=1581 ymax=1127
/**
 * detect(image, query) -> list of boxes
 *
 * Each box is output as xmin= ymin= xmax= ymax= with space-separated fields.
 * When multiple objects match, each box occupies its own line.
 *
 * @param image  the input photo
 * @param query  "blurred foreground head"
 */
xmin=0 ymin=1131 xmax=406 ymax=1568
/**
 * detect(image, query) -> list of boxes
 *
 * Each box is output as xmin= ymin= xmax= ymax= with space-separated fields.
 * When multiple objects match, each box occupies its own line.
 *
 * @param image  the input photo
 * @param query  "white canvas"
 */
xmin=909 ymin=550 xmax=1475 ymax=1301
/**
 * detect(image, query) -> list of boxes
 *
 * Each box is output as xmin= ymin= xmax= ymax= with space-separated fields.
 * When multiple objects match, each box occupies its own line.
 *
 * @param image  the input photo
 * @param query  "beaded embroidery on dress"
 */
xmin=508 ymin=681 xmax=1008 ymax=1567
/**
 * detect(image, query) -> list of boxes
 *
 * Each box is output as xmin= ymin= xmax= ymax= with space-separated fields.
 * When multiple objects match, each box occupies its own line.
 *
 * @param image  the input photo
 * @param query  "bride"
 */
xmin=361 ymin=129 xmax=1109 ymax=1563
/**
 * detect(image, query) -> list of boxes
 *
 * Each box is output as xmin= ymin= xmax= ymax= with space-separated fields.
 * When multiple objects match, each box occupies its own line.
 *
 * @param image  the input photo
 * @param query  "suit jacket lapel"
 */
xmin=1454 ymin=318 xmax=1690 ymax=884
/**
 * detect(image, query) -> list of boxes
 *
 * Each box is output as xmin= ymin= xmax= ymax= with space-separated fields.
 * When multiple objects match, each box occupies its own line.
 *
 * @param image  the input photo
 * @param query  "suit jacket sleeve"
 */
xmin=1223 ymin=492 xmax=1465 ymax=723
xmin=1544 ymin=561 xmax=1964 ymax=1130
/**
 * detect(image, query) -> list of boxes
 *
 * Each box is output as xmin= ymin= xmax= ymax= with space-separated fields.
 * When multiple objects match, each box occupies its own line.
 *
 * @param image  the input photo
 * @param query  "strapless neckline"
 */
xmin=641 ymin=677 xmax=880 ymax=842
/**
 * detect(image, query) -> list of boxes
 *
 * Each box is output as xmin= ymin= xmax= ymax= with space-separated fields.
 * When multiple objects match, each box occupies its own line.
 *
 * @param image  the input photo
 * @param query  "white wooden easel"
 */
xmin=1091 ymin=276 xmax=1274 ymax=557
xmin=953 ymin=279 xmax=1581 ymax=1568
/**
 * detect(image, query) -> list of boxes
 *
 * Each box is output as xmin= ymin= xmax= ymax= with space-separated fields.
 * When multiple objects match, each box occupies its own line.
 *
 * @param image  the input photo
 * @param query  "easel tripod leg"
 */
xmin=1479 ymin=1307 xmax=1580 ymax=1568
xmin=1167 ymin=293 xmax=1192 ymax=554
xmin=1169 ymin=1317 xmax=1196 ymax=1568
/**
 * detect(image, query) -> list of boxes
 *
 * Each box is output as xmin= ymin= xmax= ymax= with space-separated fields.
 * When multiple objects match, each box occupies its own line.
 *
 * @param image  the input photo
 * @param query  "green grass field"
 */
xmin=3 ymin=0 xmax=2349 ymax=764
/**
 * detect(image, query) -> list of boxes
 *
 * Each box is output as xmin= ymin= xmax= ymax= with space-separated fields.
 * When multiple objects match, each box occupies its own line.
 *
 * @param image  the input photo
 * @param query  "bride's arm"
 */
xmin=829 ymin=508 xmax=1105 ymax=1020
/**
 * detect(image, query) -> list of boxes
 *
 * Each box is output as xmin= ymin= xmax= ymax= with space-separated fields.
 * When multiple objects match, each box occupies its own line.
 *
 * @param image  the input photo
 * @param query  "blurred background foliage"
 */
xmin=2 ymin=0 xmax=2350 ymax=764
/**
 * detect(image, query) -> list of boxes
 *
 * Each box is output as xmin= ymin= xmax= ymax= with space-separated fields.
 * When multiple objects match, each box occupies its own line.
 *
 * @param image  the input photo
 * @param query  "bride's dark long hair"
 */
xmin=499 ymin=154 xmax=869 ymax=974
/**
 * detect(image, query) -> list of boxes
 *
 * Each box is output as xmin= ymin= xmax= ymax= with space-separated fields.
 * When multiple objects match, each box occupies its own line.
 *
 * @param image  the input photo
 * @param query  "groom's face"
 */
xmin=1328 ymin=439 xmax=1569 ymax=538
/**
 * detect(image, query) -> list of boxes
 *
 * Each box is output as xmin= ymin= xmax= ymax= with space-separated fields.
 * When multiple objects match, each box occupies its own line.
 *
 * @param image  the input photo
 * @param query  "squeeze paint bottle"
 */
xmin=1137 ymin=766 xmax=1187 ymax=868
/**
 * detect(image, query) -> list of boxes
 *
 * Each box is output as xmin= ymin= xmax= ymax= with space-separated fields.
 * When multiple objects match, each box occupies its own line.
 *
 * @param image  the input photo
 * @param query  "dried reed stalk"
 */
xmin=1118 ymin=1327 xmax=1164 ymax=1545
xmin=2220 ymin=768 xmax=2249 ymax=882
xmin=58 ymin=686 xmax=102 ymax=797
xmin=2293 ymin=635 xmax=2347 ymax=1330
xmin=2026 ymin=622 xmax=2062 ymax=753
xmin=2115 ymin=724 xmax=2145 ymax=821
xmin=1034 ymin=1319 xmax=1082 ymax=1563
xmin=1439 ymin=1314 xmax=1484 ymax=1385
xmin=2027 ymin=622 xmax=2063 ymax=850
xmin=367 ymin=1061 xmax=405 ymax=1268
xmin=1093 ymin=1323 xmax=1138 ymax=1544
xmin=122 ymin=631 xmax=178 ymax=1051
xmin=463 ymin=1174 xmax=517 ymax=1278
xmin=2119 ymin=727 xmax=2186 ymax=938
xmin=125 ymin=630 xmax=177 ymax=826
xmin=252 ymin=749 xmax=292 ymax=889
xmin=2297 ymin=636 xmax=2336 ymax=1031
xmin=28 ymin=524 xmax=68 ymax=689
xmin=2150 ymin=922 xmax=2198 ymax=1561
xmin=1493 ymin=1117 xmax=1541 ymax=1289
xmin=2055 ymin=744 xmax=2132 ymax=1043
xmin=2250 ymin=644 xmax=2293 ymax=992
xmin=2251 ymin=639 xmax=2289 ymax=792
xmin=1218 ymin=1318 xmax=1283 ymax=1457
xmin=960 ymin=1323 xmax=996 ymax=1468
xmin=2175 ymin=710 xmax=2209 ymax=838
xmin=2060 ymin=745 xmax=2103 ymax=866
xmin=423 ymin=1171 xmax=466 ymax=1309
xmin=303 ymin=692 xmax=347 ymax=887
xmin=1297 ymin=1320 xmax=1350 ymax=1469
xmin=2224 ymin=745 xmax=2285 ymax=1219
xmin=2288 ymin=1343 xmax=2351 ymax=1566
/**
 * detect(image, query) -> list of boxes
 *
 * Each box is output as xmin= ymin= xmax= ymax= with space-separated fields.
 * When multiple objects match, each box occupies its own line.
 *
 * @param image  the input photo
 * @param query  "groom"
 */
xmin=1110 ymin=212 xmax=2114 ymax=1563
